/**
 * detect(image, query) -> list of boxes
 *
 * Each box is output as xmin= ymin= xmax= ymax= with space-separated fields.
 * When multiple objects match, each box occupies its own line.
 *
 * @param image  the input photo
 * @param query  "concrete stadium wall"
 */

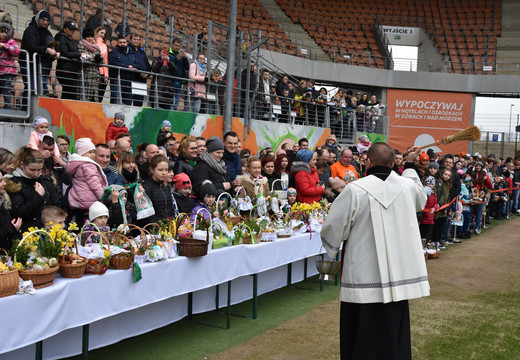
xmin=259 ymin=50 xmax=520 ymax=94
xmin=0 ymin=98 xmax=331 ymax=155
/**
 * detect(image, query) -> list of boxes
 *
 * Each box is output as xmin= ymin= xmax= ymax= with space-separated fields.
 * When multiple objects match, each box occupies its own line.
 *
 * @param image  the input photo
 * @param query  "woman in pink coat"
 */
xmin=66 ymin=138 xmax=108 ymax=213
xmin=188 ymin=53 xmax=207 ymax=113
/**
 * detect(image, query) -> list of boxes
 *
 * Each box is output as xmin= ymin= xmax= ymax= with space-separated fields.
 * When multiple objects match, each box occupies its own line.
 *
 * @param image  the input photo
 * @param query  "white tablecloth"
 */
xmin=0 ymin=233 xmax=324 ymax=359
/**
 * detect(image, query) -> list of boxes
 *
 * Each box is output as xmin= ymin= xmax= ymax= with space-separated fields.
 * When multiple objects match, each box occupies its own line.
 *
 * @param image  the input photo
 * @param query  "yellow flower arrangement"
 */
xmin=290 ymin=202 xmax=322 ymax=214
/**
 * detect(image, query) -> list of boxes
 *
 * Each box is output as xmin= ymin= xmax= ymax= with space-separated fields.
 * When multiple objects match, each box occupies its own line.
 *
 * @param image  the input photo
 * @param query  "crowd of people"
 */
xmin=0 ymin=110 xmax=518 ymax=254
xmin=0 ymin=9 xmax=385 ymax=135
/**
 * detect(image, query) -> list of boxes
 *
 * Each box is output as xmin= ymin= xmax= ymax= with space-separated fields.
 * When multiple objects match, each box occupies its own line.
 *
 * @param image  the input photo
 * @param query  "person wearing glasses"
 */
xmin=188 ymin=53 xmax=207 ymax=113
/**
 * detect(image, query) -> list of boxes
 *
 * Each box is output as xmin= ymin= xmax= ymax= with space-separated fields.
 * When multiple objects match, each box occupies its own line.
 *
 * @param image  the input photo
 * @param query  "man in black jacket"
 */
xmin=168 ymin=38 xmax=189 ymax=110
xmin=127 ymin=33 xmax=150 ymax=106
xmin=108 ymin=36 xmax=133 ymax=105
xmin=20 ymin=10 xmax=58 ymax=108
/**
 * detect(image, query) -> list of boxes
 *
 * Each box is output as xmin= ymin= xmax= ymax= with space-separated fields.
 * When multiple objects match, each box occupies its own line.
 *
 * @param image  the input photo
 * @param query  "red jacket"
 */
xmin=293 ymin=162 xmax=325 ymax=204
xmin=421 ymin=192 xmax=439 ymax=225
xmin=105 ymin=122 xmax=129 ymax=142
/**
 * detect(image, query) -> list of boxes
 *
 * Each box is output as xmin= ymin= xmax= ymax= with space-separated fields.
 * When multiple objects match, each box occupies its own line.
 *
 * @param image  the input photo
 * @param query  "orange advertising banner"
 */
xmin=387 ymin=89 xmax=473 ymax=154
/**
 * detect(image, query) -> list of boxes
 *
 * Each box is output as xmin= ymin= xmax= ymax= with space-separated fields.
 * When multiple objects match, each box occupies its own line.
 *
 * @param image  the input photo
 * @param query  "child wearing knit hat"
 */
xmin=80 ymin=201 xmax=110 ymax=245
xmin=157 ymin=120 xmax=172 ymax=147
xmin=27 ymin=116 xmax=64 ymax=166
xmin=105 ymin=112 xmax=130 ymax=142
xmin=172 ymin=172 xmax=197 ymax=214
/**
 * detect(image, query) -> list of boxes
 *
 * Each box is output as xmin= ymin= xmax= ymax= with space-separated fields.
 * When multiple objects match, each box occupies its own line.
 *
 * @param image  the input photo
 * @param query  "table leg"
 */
xmin=188 ymin=292 xmax=193 ymax=320
xmin=287 ymin=262 xmax=292 ymax=286
xmin=252 ymin=273 xmax=258 ymax=319
xmin=82 ymin=324 xmax=89 ymax=360
xmin=227 ymin=280 xmax=231 ymax=329
xmin=35 ymin=341 xmax=42 ymax=360
xmin=215 ymin=284 xmax=220 ymax=312
xmin=304 ymin=258 xmax=308 ymax=280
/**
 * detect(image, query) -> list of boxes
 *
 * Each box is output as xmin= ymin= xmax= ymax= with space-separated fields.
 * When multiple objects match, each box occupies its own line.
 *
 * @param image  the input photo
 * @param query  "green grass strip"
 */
xmin=65 ymin=276 xmax=339 ymax=360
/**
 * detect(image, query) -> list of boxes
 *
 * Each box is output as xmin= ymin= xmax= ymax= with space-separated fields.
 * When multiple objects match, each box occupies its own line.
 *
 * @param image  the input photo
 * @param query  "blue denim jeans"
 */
xmin=0 ymin=74 xmax=14 ymax=109
xmin=170 ymin=80 xmax=182 ymax=110
xmin=473 ymin=203 xmax=484 ymax=230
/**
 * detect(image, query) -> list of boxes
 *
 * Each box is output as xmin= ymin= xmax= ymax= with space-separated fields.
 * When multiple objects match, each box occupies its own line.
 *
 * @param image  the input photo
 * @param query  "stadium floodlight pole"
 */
xmin=223 ymin=0 xmax=238 ymax=133
xmin=509 ymin=104 xmax=514 ymax=156
xmin=80 ymin=0 xmax=84 ymax=33
xmin=123 ymin=0 xmax=127 ymax=37
xmin=145 ymin=0 xmax=150 ymax=56
xmin=101 ymin=0 xmax=105 ymax=26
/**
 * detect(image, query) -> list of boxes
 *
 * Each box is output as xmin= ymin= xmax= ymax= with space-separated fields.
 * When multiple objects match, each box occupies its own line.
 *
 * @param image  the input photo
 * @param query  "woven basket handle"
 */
xmin=216 ymin=191 xmax=233 ymax=213
xmin=14 ymin=229 xmax=54 ymax=263
xmin=178 ymin=212 xmax=210 ymax=243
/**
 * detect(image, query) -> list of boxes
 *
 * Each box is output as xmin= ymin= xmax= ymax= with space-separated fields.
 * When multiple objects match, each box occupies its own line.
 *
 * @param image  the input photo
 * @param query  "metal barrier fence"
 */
xmin=0 ymin=49 xmax=31 ymax=120
xmin=23 ymin=53 xmax=387 ymax=142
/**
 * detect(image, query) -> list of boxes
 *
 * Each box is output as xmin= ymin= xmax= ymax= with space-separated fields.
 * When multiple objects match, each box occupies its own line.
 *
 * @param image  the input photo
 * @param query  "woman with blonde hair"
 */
xmin=94 ymin=25 xmax=109 ymax=102
xmin=172 ymin=135 xmax=198 ymax=177
xmin=115 ymin=151 xmax=140 ymax=184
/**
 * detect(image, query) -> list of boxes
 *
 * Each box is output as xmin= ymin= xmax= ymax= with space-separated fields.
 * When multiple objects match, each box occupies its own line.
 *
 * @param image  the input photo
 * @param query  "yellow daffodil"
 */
xmin=68 ymin=222 xmax=79 ymax=232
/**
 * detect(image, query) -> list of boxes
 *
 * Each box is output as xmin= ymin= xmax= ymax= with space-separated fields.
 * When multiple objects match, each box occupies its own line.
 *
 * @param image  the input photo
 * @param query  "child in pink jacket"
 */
xmin=0 ymin=22 xmax=19 ymax=110
xmin=66 ymin=138 xmax=108 ymax=211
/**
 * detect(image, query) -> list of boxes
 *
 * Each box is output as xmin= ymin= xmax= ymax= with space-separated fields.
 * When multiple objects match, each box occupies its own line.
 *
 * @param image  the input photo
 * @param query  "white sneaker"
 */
xmin=475 ymin=228 xmax=481 ymax=235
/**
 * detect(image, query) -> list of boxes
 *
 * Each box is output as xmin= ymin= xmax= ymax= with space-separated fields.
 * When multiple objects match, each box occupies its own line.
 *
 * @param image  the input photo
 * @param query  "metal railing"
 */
xmin=0 ymin=49 xmax=31 ymax=120
xmin=25 ymin=53 xmax=388 ymax=143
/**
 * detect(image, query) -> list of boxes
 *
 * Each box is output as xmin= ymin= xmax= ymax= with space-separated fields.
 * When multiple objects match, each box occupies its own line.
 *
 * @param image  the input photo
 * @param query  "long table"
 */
xmin=0 ymin=233 xmax=325 ymax=359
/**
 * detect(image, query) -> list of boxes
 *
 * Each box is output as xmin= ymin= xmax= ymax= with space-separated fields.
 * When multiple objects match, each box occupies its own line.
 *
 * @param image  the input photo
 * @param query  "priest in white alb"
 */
xmin=321 ymin=143 xmax=430 ymax=360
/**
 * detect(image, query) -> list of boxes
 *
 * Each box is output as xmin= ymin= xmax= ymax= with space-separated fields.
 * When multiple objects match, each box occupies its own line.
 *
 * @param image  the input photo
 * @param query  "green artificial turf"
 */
xmin=65 ymin=276 xmax=340 ymax=360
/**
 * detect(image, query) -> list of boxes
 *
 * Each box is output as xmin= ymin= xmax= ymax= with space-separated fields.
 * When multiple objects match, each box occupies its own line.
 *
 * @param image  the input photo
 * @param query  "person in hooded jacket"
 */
xmin=5 ymin=147 xmax=59 ymax=232
xmin=66 ymin=138 xmax=108 ymax=223
xmin=291 ymin=149 xmax=325 ymax=204
xmin=0 ymin=22 xmax=20 ymax=109
xmin=20 ymin=10 xmax=58 ymax=107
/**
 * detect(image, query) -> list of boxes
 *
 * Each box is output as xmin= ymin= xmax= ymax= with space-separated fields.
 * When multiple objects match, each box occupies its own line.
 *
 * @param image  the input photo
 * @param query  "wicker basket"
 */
xmin=176 ymin=213 xmax=209 ymax=257
xmin=77 ymin=228 xmax=110 ymax=275
xmin=0 ymin=269 xmax=18 ymax=297
xmin=15 ymin=229 xmax=60 ymax=288
xmin=59 ymin=240 xmax=87 ymax=279
xmin=20 ymin=266 xmax=59 ymax=289
xmin=0 ymin=250 xmax=19 ymax=297
xmin=107 ymin=230 xmax=135 ymax=269
xmin=109 ymin=253 xmax=134 ymax=269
